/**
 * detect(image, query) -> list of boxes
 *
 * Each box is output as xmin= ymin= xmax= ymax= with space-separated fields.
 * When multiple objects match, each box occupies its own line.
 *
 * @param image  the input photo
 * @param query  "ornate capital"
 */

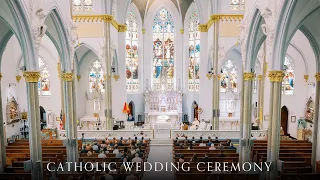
xmin=315 ymin=73 xmax=320 ymax=81
xmin=257 ymin=75 xmax=263 ymax=80
xmin=61 ymin=73 xmax=73 ymax=82
xmin=268 ymin=71 xmax=284 ymax=82
xmin=198 ymin=24 xmax=208 ymax=32
xmin=16 ymin=75 xmax=21 ymax=83
xmin=0 ymin=73 xmax=2 ymax=80
xmin=180 ymin=29 xmax=184 ymax=34
xmin=142 ymin=28 xmax=146 ymax=34
xmin=304 ymin=75 xmax=309 ymax=82
xmin=23 ymin=71 xmax=40 ymax=83
xmin=103 ymin=75 xmax=107 ymax=81
xmin=243 ymin=72 xmax=255 ymax=81
xmin=206 ymin=73 xmax=213 ymax=80
xmin=118 ymin=24 xmax=127 ymax=32
xmin=113 ymin=75 xmax=119 ymax=81
xmin=77 ymin=75 xmax=81 ymax=81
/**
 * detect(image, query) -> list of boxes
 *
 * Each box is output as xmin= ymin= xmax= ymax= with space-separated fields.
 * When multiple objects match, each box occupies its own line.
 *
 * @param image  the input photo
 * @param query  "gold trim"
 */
xmin=77 ymin=75 xmax=81 ymax=81
xmin=198 ymin=14 xmax=244 ymax=32
xmin=257 ymin=75 xmax=263 ymax=80
xmin=304 ymin=75 xmax=309 ymax=82
xmin=16 ymin=75 xmax=21 ymax=83
xmin=268 ymin=71 xmax=285 ymax=82
xmin=263 ymin=62 xmax=268 ymax=75
xmin=180 ymin=29 xmax=184 ymax=34
xmin=113 ymin=75 xmax=119 ymax=81
xmin=103 ymin=75 xmax=107 ymax=81
xmin=0 ymin=73 xmax=2 ymax=79
xmin=243 ymin=72 xmax=255 ymax=81
xmin=315 ymin=73 xmax=320 ymax=81
xmin=142 ymin=28 xmax=146 ymax=34
xmin=206 ymin=73 xmax=212 ymax=80
xmin=61 ymin=73 xmax=73 ymax=82
xmin=23 ymin=71 xmax=40 ymax=83
xmin=57 ymin=62 xmax=61 ymax=78
xmin=72 ymin=14 xmax=127 ymax=32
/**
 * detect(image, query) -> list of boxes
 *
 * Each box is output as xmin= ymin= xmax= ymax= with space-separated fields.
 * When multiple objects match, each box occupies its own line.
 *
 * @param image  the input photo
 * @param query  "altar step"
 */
xmin=150 ymin=138 xmax=172 ymax=146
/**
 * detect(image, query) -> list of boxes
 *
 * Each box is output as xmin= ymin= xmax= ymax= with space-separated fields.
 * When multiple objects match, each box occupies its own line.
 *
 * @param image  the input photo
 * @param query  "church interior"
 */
xmin=0 ymin=0 xmax=320 ymax=179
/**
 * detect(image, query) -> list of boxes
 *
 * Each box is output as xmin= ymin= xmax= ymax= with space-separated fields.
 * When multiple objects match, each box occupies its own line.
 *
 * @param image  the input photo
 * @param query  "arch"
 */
xmin=129 ymin=101 xmax=135 ymax=117
xmin=281 ymin=106 xmax=289 ymax=135
xmin=288 ymin=42 xmax=309 ymax=75
xmin=75 ymin=43 xmax=101 ymax=73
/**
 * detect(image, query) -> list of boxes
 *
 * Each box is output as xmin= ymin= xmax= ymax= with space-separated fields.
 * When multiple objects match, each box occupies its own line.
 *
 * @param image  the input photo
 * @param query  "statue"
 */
xmin=92 ymin=81 xmax=101 ymax=112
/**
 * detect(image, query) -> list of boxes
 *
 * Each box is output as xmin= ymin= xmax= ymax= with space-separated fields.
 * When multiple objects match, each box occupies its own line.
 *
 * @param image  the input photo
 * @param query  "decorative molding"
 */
xmin=304 ymin=75 xmax=309 ymax=82
xmin=180 ymin=29 xmax=184 ymax=34
xmin=57 ymin=62 xmax=61 ymax=78
xmin=268 ymin=71 xmax=284 ymax=82
xmin=315 ymin=73 xmax=320 ymax=81
xmin=142 ymin=28 xmax=146 ymax=34
xmin=23 ymin=71 xmax=40 ymax=83
xmin=199 ymin=14 xmax=244 ymax=32
xmin=16 ymin=75 xmax=21 ymax=83
xmin=72 ymin=14 xmax=127 ymax=32
xmin=57 ymin=130 xmax=154 ymax=139
xmin=113 ymin=75 xmax=119 ymax=81
xmin=257 ymin=75 xmax=263 ymax=80
xmin=243 ymin=72 xmax=255 ymax=81
xmin=171 ymin=130 xmax=267 ymax=139
xmin=61 ymin=73 xmax=74 ymax=82
xmin=77 ymin=75 xmax=81 ymax=81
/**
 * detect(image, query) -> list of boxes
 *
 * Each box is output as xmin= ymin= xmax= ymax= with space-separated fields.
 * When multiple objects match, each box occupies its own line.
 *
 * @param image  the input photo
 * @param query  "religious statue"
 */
xmin=227 ymin=95 xmax=235 ymax=112
xmin=47 ymin=110 xmax=54 ymax=128
xmin=297 ymin=118 xmax=306 ymax=129
xmin=92 ymin=81 xmax=101 ymax=112
xmin=155 ymin=59 xmax=162 ymax=78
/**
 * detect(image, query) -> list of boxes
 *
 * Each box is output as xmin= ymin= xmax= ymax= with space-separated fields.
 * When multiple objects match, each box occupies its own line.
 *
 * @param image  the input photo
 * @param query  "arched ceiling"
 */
xmin=132 ymin=0 xmax=194 ymax=24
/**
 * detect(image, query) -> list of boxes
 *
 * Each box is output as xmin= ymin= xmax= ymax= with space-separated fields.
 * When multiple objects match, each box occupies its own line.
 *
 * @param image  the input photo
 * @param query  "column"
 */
xmin=58 ymin=62 xmax=65 ymax=129
xmin=104 ymin=17 xmax=113 ymax=130
xmin=61 ymin=73 xmax=77 ymax=170
xmin=212 ymin=21 xmax=220 ymax=130
xmin=72 ymin=78 xmax=79 ymax=161
xmin=267 ymin=71 xmax=284 ymax=180
xmin=0 ymin=74 xmax=5 ymax=172
xmin=240 ymin=72 xmax=255 ymax=164
xmin=312 ymin=73 xmax=320 ymax=170
xmin=238 ymin=76 xmax=245 ymax=164
xmin=23 ymin=71 xmax=43 ymax=180
xmin=257 ymin=75 xmax=263 ymax=129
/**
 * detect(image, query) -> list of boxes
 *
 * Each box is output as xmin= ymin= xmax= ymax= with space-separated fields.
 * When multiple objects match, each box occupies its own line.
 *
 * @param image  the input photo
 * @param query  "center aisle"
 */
xmin=142 ymin=139 xmax=174 ymax=180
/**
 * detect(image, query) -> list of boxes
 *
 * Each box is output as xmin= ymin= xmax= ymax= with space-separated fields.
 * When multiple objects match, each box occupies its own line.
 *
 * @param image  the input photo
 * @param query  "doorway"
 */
xmin=281 ymin=106 xmax=289 ymax=135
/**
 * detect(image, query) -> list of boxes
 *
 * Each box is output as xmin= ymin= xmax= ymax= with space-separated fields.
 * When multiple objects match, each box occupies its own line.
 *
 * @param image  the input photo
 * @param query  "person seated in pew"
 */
xmin=103 ymin=147 xmax=110 ymax=154
xmin=214 ymin=137 xmax=220 ymax=143
xmin=98 ymin=150 xmax=107 ymax=158
xmin=197 ymin=137 xmax=203 ymax=143
xmin=188 ymin=144 xmax=194 ymax=150
xmin=217 ymin=150 xmax=225 ymax=157
xmin=126 ymin=137 xmax=132 ymax=144
xmin=116 ymin=151 xmax=124 ymax=158
xmin=209 ymin=143 xmax=216 ymax=150
xmin=224 ymin=139 xmax=231 ymax=146
xmin=190 ymin=154 xmax=198 ymax=163
xmin=199 ymin=141 xmax=206 ymax=147
xmin=207 ymin=139 xmax=213 ymax=147
xmin=173 ymin=140 xmax=179 ymax=146
xmin=228 ymin=143 xmax=236 ymax=149
xmin=175 ymin=151 xmax=181 ymax=158
xmin=103 ymin=169 xmax=114 ymax=180
xmin=113 ymin=145 xmax=119 ymax=154
xmin=216 ymin=143 xmax=224 ymax=150
xmin=100 ymin=140 xmax=107 ymax=148
xmin=86 ymin=143 xmax=92 ymax=151
xmin=81 ymin=145 xmax=88 ymax=153
xmin=92 ymin=143 xmax=99 ymax=153
xmin=130 ymin=145 xmax=136 ymax=155
xmin=132 ymin=153 xmax=143 ymax=163
xmin=191 ymin=136 xmax=196 ymax=143
xmin=200 ymin=153 xmax=211 ymax=162
xmin=179 ymin=155 xmax=185 ymax=163
xmin=117 ymin=140 xmax=124 ymax=146
xmin=87 ymin=151 xmax=93 ymax=157
xmin=142 ymin=137 xmax=147 ymax=144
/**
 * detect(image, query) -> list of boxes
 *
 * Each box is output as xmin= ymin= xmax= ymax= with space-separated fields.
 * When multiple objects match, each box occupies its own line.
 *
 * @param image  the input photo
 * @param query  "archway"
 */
xmin=281 ymin=106 xmax=289 ymax=135
xmin=129 ymin=101 xmax=135 ymax=117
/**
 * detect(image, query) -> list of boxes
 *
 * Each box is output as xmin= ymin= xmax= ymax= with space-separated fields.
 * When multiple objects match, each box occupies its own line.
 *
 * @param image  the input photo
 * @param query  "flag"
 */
xmin=123 ymin=102 xmax=130 ymax=114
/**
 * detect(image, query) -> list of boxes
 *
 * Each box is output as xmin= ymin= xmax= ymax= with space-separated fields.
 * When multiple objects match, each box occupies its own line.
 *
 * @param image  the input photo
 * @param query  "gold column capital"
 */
xmin=113 ymin=75 xmax=120 ymax=81
xmin=257 ymin=75 xmax=263 ymax=80
xmin=304 ymin=75 xmax=309 ymax=82
xmin=23 ymin=71 xmax=40 ymax=82
xmin=118 ymin=24 xmax=127 ymax=32
xmin=214 ymin=74 xmax=221 ymax=79
xmin=142 ymin=28 xmax=146 ymax=34
xmin=198 ymin=24 xmax=208 ymax=32
xmin=77 ymin=75 xmax=81 ymax=81
xmin=268 ymin=71 xmax=284 ymax=82
xmin=16 ymin=75 xmax=21 ymax=83
xmin=61 ymin=73 xmax=74 ymax=82
xmin=0 ymin=73 xmax=2 ymax=79
xmin=180 ymin=29 xmax=184 ymax=34
xmin=206 ymin=73 xmax=213 ymax=80
xmin=315 ymin=73 xmax=320 ymax=81
xmin=243 ymin=72 xmax=255 ymax=81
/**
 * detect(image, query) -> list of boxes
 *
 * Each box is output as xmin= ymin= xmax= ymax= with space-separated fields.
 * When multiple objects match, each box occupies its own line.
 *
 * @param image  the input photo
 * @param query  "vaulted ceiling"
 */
xmin=131 ymin=0 xmax=194 ymax=24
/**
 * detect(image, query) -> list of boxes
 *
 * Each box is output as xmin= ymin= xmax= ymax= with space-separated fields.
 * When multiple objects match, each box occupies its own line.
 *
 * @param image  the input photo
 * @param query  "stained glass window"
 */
xmin=188 ymin=11 xmax=200 ymax=92
xmin=231 ymin=0 xmax=245 ymax=10
xmin=73 ymin=0 xmax=93 ymax=11
xmin=89 ymin=60 xmax=105 ymax=93
xmin=38 ymin=57 xmax=50 ymax=96
xmin=220 ymin=60 xmax=238 ymax=92
xmin=152 ymin=9 xmax=175 ymax=90
xmin=125 ymin=12 xmax=139 ymax=92
xmin=282 ymin=56 xmax=294 ymax=95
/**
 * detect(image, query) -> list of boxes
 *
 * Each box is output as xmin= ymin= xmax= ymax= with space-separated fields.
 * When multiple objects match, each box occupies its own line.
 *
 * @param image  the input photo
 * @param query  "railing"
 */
xmin=57 ymin=130 xmax=154 ymax=139
xmin=170 ymin=130 xmax=267 ymax=139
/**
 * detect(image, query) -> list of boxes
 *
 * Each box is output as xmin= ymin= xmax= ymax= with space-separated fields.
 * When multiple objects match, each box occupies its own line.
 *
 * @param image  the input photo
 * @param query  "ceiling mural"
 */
xmin=131 ymin=0 xmax=195 ymax=24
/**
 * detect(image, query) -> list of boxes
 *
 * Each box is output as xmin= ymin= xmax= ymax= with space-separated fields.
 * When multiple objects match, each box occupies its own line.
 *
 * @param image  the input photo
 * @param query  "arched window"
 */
xmin=153 ymin=9 xmax=175 ymax=90
xmin=188 ymin=11 xmax=200 ymax=92
xmin=89 ymin=60 xmax=105 ymax=93
xmin=125 ymin=12 xmax=139 ymax=92
xmin=220 ymin=60 xmax=238 ymax=92
xmin=230 ymin=0 xmax=245 ymax=10
xmin=283 ymin=56 xmax=295 ymax=95
xmin=73 ymin=0 xmax=93 ymax=11
xmin=38 ymin=57 xmax=50 ymax=96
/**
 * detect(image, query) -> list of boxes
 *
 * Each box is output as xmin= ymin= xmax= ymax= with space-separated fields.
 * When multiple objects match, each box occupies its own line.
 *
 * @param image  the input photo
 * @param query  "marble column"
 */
xmin=312 ymin=73 xmax=320 ymax=170
xmin=62 ymin=73 xmax=77 ymax=170
xmin=238 ymin=75 xmax=245 ymax=164
xmin=267 ymin=71 xmax=284 ymax=180
xmin=58 ymin=63 xmax=65 ymax=128
xmin=23 ymin=71 xmax=43 ymax=180
xmin=212 ymin=21 xmax=220 ymax=130
xmin=240 ymin=72 xmax=255 ymax=164
xmin=104 ymin=18 xmax=113 ymax=130
xmin=257 ymin=75 xmax=263 ymax=129
xmin=0 ymin=74 xmax=5 ymax=172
